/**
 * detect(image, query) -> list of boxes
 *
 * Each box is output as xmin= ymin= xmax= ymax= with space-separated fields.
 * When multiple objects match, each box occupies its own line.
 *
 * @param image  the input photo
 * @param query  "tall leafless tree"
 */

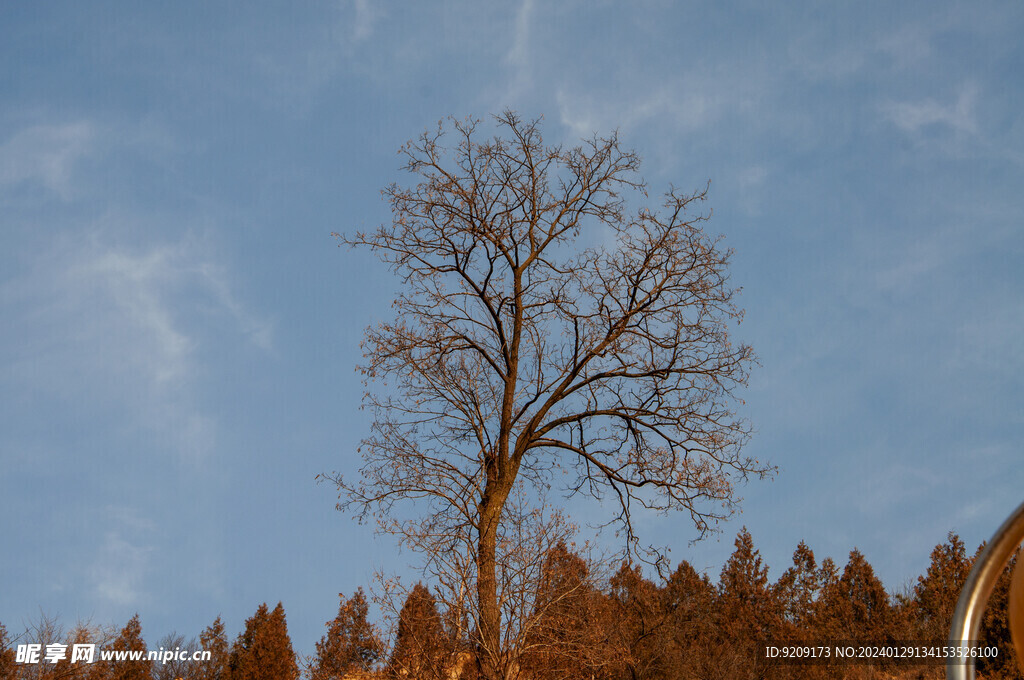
xmin=325 ymin=111 xmax=771 ymax=680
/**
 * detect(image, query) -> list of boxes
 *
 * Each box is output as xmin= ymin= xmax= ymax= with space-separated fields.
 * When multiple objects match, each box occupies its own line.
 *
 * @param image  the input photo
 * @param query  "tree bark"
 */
xmin=476 ymin=470 xmax=516 ymax=680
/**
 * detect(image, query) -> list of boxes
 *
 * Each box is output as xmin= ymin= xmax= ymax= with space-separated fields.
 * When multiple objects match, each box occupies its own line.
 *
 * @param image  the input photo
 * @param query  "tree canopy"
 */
xmin=327 ymin=110 xmax=770 ymax=678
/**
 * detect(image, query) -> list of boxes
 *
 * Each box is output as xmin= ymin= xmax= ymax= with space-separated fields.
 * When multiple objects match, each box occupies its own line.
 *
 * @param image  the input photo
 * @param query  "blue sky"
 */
xmin=3 ymin=0 xmax=1023 ymax=654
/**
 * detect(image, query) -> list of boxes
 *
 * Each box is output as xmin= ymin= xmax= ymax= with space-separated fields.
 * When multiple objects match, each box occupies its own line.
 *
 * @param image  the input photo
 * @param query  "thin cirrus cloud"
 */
xmin=0 ymin=121 xmax=94 ymax=199
xmin=88 ymin=506 xmax=158 ymax=608
xmin=880 ymin=83 xmax=979 ymax=136
xmin=2 ymin=229 xmax=272 ymax=461
xmin=556 ymin=81 xmax=727 ymax=142
xmin=500 ymin=0 xmax=535 ymax=104
xmin=1 ymin=116 xmax=273 ymax=465
xmin=350 ymin=0 xmax=379 ymax=42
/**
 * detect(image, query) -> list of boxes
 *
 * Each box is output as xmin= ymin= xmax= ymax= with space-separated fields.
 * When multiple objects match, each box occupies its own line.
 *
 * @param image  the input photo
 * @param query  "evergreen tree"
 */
xmin=605 ymin=563 xmax=671 ymax=680
xmin=522 ymin=543 xmax=604 ymax=680
xmin=714 ymin=528 xmax=782 ymax=679
xmin=774 ymin=541 xmax=822 ymax=629
xmin=663 ymin=560 xmax=715 ymax=631
xmin=818 ymin=549 xmax=892 ymax=643
xmin=661 ymin=561 xmax=717 ymax=680
xmin=229 ymin=603 xmax=298 ymax=680
xmin=771 ymin=543 xmax=851 ymax=680
xmin=309 ymin=589 xmax=384 ymax=680
xmin=104 ymin=614 xmax=152 ymax=680
xmin=71 ymin=626 xmax=101 ymax=680
xmin=0 ymin=623 xmax=15 ymax=680
xmin=718 ymin=527 xmax=779 ymax=639
xmin=913 ymin=532 xmax=970 ymax=642
xmin=197 ymin=617 xmax=230 ymax=680
xmin=389 ymin=584 xmax=451 ymax=680
xmin=817 ymin=557 xmax=839 ymax=593
xmin=60 ymin=624 xmax=103 ymax=680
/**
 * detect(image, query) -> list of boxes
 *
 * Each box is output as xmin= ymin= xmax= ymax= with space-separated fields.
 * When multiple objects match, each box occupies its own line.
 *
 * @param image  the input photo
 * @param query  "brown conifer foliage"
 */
xmin=718 ymin=528 xmax=779 ymax=640
xmin=663 ymin=560 xmax=716 ymax=631
xmin=773 ymin=546 xmax=849 ymax=680
xmin=661 ymin=560 xmax=718 ymax=678
xmin=521 ymin=543 xmax=605 ymax=680
xmin=774 ymin=541 xmax=823 ymax=631
xmin=912 ymin=532 xmax=971 ymax=643
xmin=715 ymin=528 xmax=781 ymax=679
xmin=389 ymin=584 xmax=451 ymax=680
xmin=105 ymin=614 xmax=152 ymax=680
xmin=817 ymin=549 xmax=893 ymax=645
xmin=817 ymin=556 xmax=839 ymax=592
xmin=197 ymin=617 xmax=229 ymax=680
xmin=309 ymin=589 xmax=384 ymax=680
xmin=0 ymin=623 xmax=15 ymax=680
xmin=228 ymin=603 xmax=298 ymax=680
xmin=603 ymin=563 xmax=673 ymax=680
xmin=63 ymin=624 xmax=106 ymax=680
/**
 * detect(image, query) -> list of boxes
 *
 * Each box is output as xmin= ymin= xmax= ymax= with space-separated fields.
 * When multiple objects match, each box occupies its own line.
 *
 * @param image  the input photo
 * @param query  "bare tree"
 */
xmin=372 ymin=486 xmax=592 ymax=679
xmin=11 ymin=613 xmax=114 ymax=680
xmin=325 ymin=111 xmax=770 ymax=680
xmin=150 ymin=633 xmax=197 ymax=680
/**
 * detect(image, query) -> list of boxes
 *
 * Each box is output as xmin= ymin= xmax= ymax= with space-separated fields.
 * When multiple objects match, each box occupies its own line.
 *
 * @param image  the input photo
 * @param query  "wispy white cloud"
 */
xmin=875 ymin=24 xmax=933 ymax=69
xmin=79 ymin=247 xmax=197 ymax=384
xmin=953 ymin=304 xmax=1024 ymax=375
xmin=501 ymin=0 xmax=534 ymax=103
xmin=196 ymin=259 xmax=274 ymax=351
xmin=2 ymin=226 xmax=273 ymax=461
xmin=557 ymin=83 xmax=723 ymax=141
xmin=350 ymin=0 xmax=379 ymax=42
xmin=89 ymin=507 xmax=156 ymax=608
xmin=735 ymin=165 xmax=768 ymax=216
xmin=881 ymin=83 xmax=979 ymax=136
xmin=0 ymin=122 xmax=94 ymax=199
xmin=871 ymin=236 xmax=948 ymax=294
xmin=248 ymin=1 xmax=384 ymax=111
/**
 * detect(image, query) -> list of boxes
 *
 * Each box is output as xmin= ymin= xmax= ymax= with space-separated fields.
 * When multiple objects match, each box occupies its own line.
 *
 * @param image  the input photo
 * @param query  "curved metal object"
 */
xmin=1010 ymin=552 xmax=1024 ymax=677
xmin=947 ymin=499 xmax=1024 ymax=680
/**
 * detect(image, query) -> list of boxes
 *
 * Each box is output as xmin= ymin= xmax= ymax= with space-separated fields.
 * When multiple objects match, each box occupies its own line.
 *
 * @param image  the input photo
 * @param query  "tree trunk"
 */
xmin=476 ymin=481 xmax=510 ymax=680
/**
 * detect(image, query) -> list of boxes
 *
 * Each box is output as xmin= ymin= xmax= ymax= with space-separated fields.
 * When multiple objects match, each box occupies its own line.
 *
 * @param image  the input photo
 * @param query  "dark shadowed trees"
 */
xmin=326 ymin=111 xmax=768 ymax=679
